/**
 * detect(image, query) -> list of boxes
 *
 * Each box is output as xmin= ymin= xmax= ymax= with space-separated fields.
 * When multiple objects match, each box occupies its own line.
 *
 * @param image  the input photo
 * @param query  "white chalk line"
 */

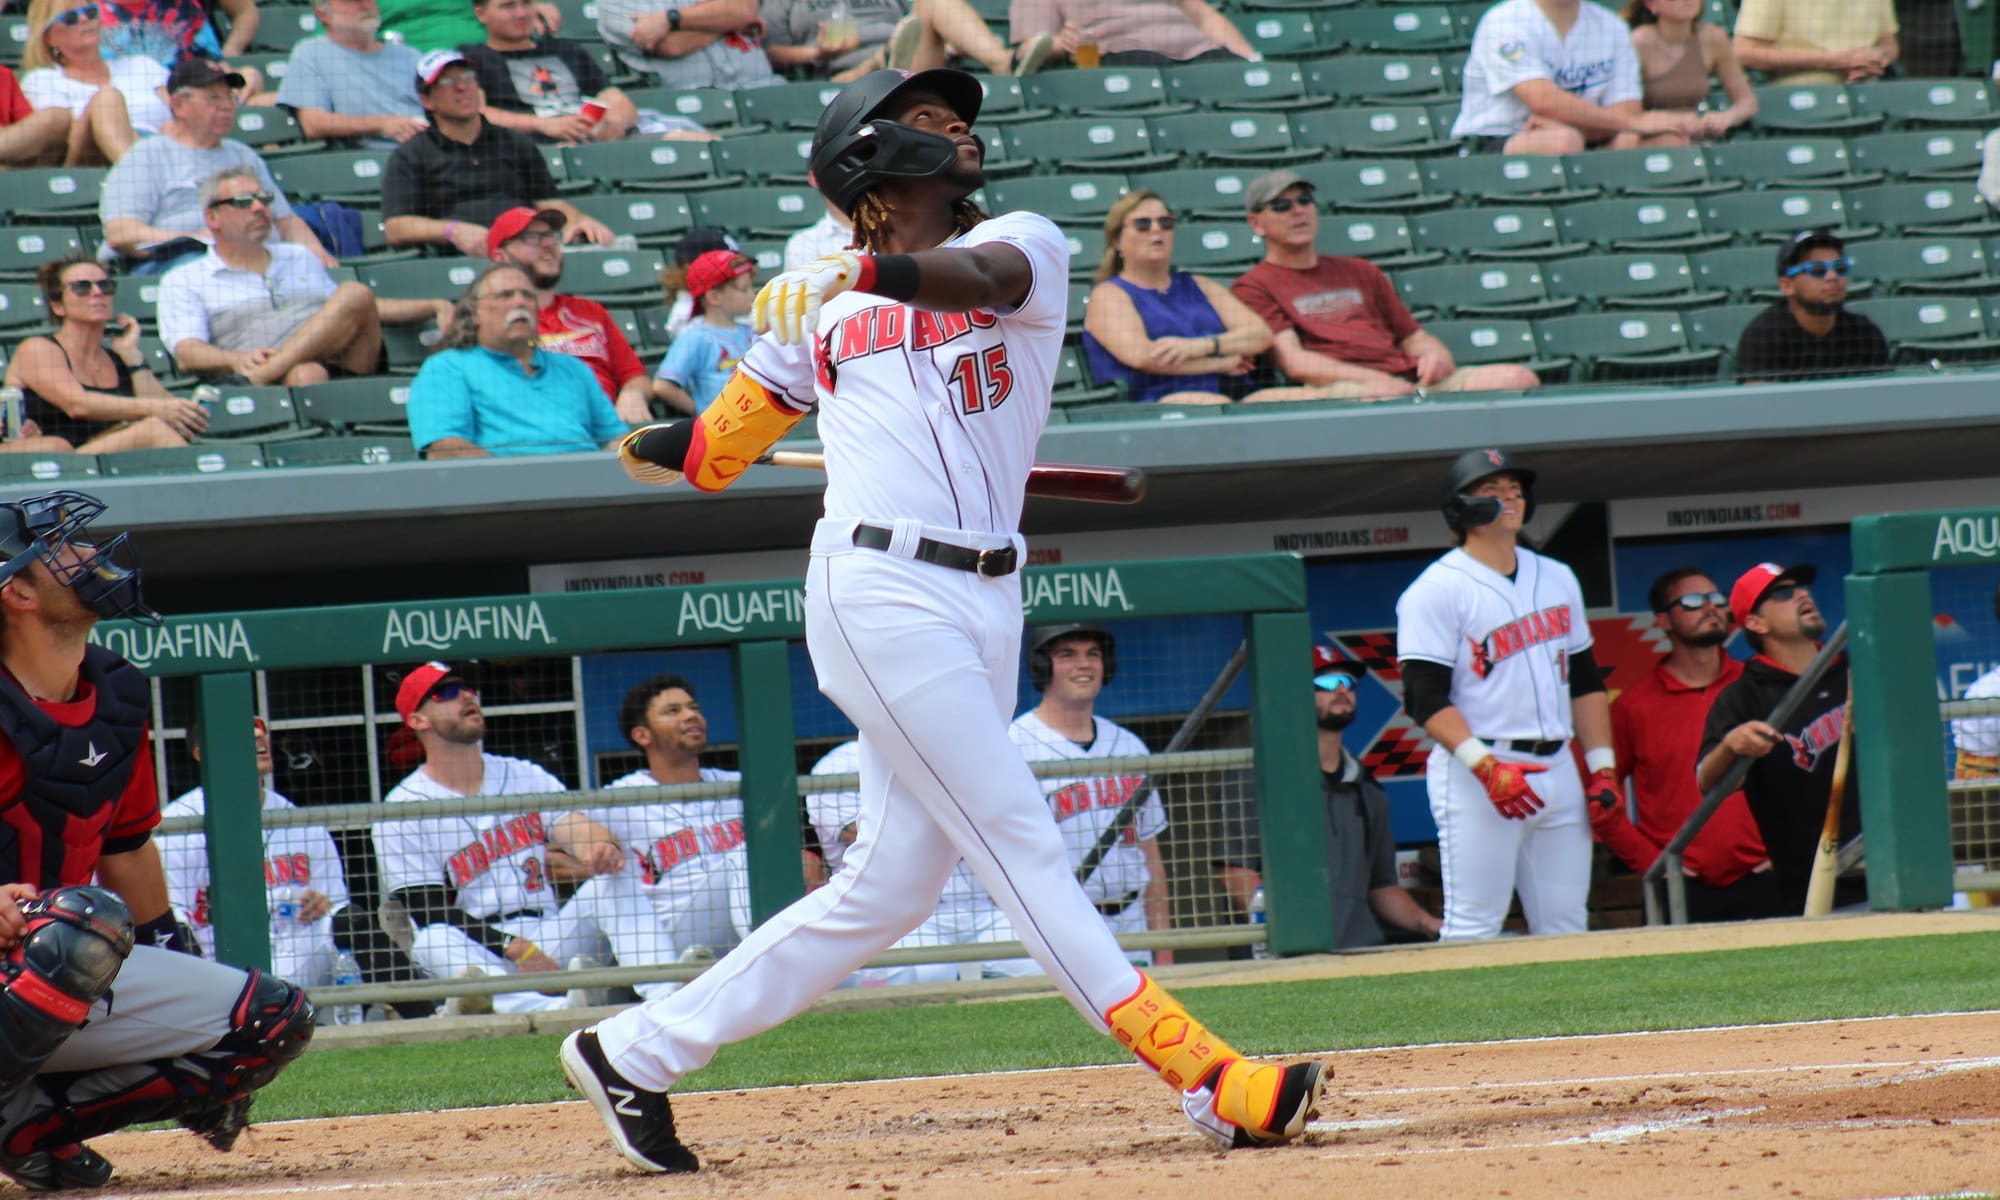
xmin=1345 ymin=1053 xmax=2000 ymax=1097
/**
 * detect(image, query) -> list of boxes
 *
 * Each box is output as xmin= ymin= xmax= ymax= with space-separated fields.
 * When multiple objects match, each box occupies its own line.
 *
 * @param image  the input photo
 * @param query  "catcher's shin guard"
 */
xmin=1104 ymin=972 xmax=1327 ymax=1148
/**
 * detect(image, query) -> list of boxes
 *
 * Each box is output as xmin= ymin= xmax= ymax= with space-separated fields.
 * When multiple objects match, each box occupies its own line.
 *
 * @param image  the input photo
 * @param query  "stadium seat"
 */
xmin=562 ymin=139 xmax=727 ymax=191
xmin=361 ymin=258 xmax=483 ymax=301
xmin=0 ymin=227 xmax=87 ymax=281
xmin=230 ymin=107 xmax=323 ymax=159
xmin=631 ymin=304 xmax=675 ymax=350
xmin=1161 ymin=60 xmax=1321 ymax=111
xmin=1848 ymin=236 xmax=1999 ymax=294
xmin=1064 ymin=280 xmax=1091 ymax=333
xmin=4 ymin=167 xmax=110 ymax=223
xmin=1132 ymin=167 xmax=1267 ymax=218
xmin=269 ymin=151 xmax=392 ymax=203
xmin=1026 ymin=68 xmax=1184 ymax=116
xmin=1425 ymin=317 xmax=1573 ymax=379
xmin=623 ymin=87 xmax=746 ymax=132
xmin=251 ymin=5 xmax=321 ymax=51
xmin=0 ymin=453 xmax=97 ymax=484
xmin=689 ymin=186 xmax=823 ymax=237
xmin=265 ymin=434 xmax=418 ymax=466
xmin=1410 ymin=205 xmax=1580 ymax=261
xmin=1532 ymin=313 xmax=1725 ymax=383
xmin=1748 ymin=85 xmax=1881 ymax=135
xmin=1683 ymin=302 xmax=1771 ymax=358
xmin=1848 ymin=296 xmax=2000 ymax=362
xmin=1844 ymin=183 xmax=2000 ymax=237
xmin=1559 ymin=146 xmax=1733 ymax=197
xmin=1315 ymin=214 xmax=1443 ymax=267
xmin=192 ymin=385 xmax=311 ymax=441
xmin=711 ymin=131 xmax=816 ymax=184
xmin=99 ymin=443 xmax=266 ymax=476
xmin=972 ymin=76 xmax=1051 ymax=125
xmin=133 ymin=337 xmax=181 ymax=380
xmin=226 ymin=51 xmax=293 ymax=89
xmin=1559 ymin=196 xmax=1729 ymax=252
xmin=1542 ymin=252 xmax=1727 ymax=311
xmin=1691 ymin=246 xmax=1789 ymax=302
xmin=1227 ymin=10 xmax=1325 ymax=59
xmin=1441 ymin=0 xmax=1489 ymax=45
xmin=555 ymin=247 xmax=666 ymax=301
xmin=563 ymin=193 xmax=695 ymax=246
xmin=985 ymin=175 xmax=1130 ymax=225
xmin=1704 ymin=138 xmax=1879 ymax=190
xmin=1420 ymin=155 xmax=1598 ymax=205
xmin=1846 ymin=130 xmax=1984 ymax=182
xmin=1293 ymin=106 xmax=1459 ymax=157
xmin=1148 ymin=112 xmax=1317 ymax=166
xmin=378 ymin=324 xmax=444 ymax=375
xmin=1319 ymin=7 xmax=1465 ymax=51
xmin=999 ymin=118 xmax=1175 ymax=172
xmin=0 ymin=14 xmax=30 ymax=54
xmin=1294 ymin=157 xmax=1446 ymax=212
xmin=1053 ymin=342 xmax=1123 ymax=406
xmin=1059 ymin=227 xmax=1107 ymax=278
xmin=1166 ymin=222 xmax=1266 ymax=272
xmin=295 ymin=377 xmax=414 ymax=432
xmin=1301 ymin=54 xmax=1455 ymax=105
xmin=1394 ymin=262 xmax=1577 ymax=319
xmin=736 ymin=80 xmax=847 ymax=131
xmin=0 ymin=284 xmax=49 ymax=333
xmin=1699 ymin=189 xmax=1858 ymax=243
xmin=1849 ymin=79 xmax=1995 ymax=128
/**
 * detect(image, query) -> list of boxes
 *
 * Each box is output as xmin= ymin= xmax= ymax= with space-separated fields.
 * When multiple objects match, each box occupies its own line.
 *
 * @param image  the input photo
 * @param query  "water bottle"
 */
xmin=1 ymin=386 xmax=23 ymax=443
xmin=1249 ymin=886 xmax=1269 ymax=960
xmin=191 ymin=383 xmax=223 ymax=412
xmin=330 ymin=950 xmax=365 ymax=1026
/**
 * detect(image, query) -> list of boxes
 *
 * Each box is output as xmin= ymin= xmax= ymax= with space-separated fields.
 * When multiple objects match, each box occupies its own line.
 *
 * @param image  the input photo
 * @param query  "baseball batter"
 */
xmin=1395 ymin=449 xmax=1617 ymax=939
xmin=0 ymin=491 xmax=314 ymax=1191
xmin=565 ymin=67 xmax=1326 ymax=1174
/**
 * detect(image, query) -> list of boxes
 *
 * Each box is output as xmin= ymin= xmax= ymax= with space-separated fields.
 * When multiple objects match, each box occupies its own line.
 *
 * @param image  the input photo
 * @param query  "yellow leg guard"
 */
xmin=685 ymin=371 xmax=807 ymax=492
xmin=1104 ymin=972 xmax=1239 ymax=1092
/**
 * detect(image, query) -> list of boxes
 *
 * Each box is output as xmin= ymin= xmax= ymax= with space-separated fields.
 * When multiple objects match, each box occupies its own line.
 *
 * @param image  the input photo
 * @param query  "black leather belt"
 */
xmin=1485 ymin=738 xmax=1566 ymax=756
xmin=493 ymin=909 xmax=542 ymax=924
xmin=1093 ymin=893 xmax=1140 ymax=917
xmin=852 ymin=523 xmax=1019 ymax=578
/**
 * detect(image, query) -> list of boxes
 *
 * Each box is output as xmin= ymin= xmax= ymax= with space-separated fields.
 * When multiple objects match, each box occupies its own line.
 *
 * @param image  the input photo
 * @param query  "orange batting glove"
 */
xmin=1469 ymin=755 xmax=1547 ymax=820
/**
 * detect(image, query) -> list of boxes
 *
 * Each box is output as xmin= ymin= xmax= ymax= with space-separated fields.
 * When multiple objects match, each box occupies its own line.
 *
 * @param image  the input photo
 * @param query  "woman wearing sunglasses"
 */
xmin=0 ymin=256 xmax=206 ymax=454
xmin=1081 ymin=189 xmax=1320 ymax=406
xmin=18 ymin=0 xmax=169 ymax=164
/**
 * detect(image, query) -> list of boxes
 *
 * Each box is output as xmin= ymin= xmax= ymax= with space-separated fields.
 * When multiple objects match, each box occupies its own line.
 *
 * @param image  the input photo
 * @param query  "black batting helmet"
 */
xmin=0 ymin=491 xmax=159 ymax=625
xmin=1027 ymin=623 xmax=1116 ymax=692
xmin=1441 ymin=447 xmax=1537 ymax=532
xmin=809 ymin=68 xmax=984 ymax=214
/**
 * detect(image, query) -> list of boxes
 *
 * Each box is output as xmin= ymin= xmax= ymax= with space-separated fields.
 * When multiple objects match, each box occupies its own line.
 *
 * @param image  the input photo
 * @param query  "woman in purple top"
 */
xmin=1082 ymin=190 xmax=1318 ymax=405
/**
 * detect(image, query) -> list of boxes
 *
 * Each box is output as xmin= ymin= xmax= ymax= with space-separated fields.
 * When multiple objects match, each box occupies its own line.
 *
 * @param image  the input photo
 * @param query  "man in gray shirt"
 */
xmin=596 ymin=0 xmax=779 ymax=90
xmin=100 ymin=59 xmax=336 ymax=274
xmin=276 ymin=0 xmax=429 ymax=149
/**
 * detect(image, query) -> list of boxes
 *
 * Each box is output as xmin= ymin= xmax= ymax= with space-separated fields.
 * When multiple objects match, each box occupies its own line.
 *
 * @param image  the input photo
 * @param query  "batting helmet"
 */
xmin=1027 ymin=623 xmax=1116 ymax=692
xmin=809 ymin=68 xmax=984 ymax=214
xmin=0 ymin=491 xmax=159 ymax=625
xmin=1440 ymin=447 xmax=1537 ymax=532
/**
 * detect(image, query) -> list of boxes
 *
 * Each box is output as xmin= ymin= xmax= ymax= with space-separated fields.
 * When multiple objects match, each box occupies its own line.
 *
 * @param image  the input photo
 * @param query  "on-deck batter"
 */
xmin=1395 ymin=449 xmax=1619 ymax=939
xmin=565 ymin=66 xmax=1326 ymax=1174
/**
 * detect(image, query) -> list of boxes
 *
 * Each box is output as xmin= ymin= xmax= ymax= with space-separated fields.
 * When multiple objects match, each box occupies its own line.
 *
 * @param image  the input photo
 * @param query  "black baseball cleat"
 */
xmin=560 ymin=1028 xmax=698 ymax=1174
xmin=0 ymin=1143 xmax=113 ymax=1191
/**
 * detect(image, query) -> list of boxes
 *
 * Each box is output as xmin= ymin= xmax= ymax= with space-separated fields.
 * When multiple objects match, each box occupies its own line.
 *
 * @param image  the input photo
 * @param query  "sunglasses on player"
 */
xmin=1783 ymin=258 xmax=1851 ymax=279
xmin=1761 ymin=583 xmax=1806 ymax=604
xmin=424 ymin=682 xmax=477 ymax=705
xmin=1313 ymin=672 xmax=1356 ymax=692
xmin=1662 ymin=591 xmax=1728 ymax=612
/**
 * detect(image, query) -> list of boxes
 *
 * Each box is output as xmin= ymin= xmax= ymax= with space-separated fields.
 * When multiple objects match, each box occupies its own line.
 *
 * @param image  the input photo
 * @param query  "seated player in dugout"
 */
xmin=1951 ymin=582 xmax=2000 ymax=780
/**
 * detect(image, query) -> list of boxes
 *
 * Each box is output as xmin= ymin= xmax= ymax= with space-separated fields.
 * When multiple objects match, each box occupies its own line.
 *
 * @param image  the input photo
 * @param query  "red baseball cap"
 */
xmin=685 ymin=249 xmax=754 ymax=311
xmin=395 ymin=661 xmax=468 ymax=725
xmin=1311 ymin=644 xmax=1363 ymax=686
xmin=1728 ymin=562 xmax=1819 ymax=627
xmin=486 ymin=206 xmax=566 ymax=259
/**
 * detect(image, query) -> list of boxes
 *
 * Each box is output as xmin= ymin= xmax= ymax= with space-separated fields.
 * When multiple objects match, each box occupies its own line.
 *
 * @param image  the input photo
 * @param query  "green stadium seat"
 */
xmin=0 ymin=14 xmax=31 ymax=54
xmin=1026 ymin=68 xmax=1184 ymax=116
xmin=1167 ymin=222 xmax=1267 ymax=272
xmin=1704 ymin=138 xmax=1879 ymax=190
xmin=295 ymin=377 xmax=414 ymax=432
xmin=1559 ymin=196 xmax=1730 ymax=252
xmin=1847 ymin=296 xmax=2000 ymax=362
xmin=1683 ymin=302 xmax=1771 ymax=356
xmin=1394 ymin=262 xmax=1577 ymax=319
xmin=360 ymin=258 xmax=483 ymax=301
xmin=539 ymin=0 xmax=602 ymax=33
xmin=972 ymin=76 xmax=1051 ymax=125
xmin=1064 ymin=280 xmax=1090 ymax=333
xmin=265 ymin=434 xmax=419 ymax=467
xmin=632 ymin=304 xmax=675 ymax=349
xmin=711 ymin=131 xmax=816 ymax=184
xmin=269 ymin=151 xmax=391 ymax=203
xmin=1844 ymin=182 xmax=2000 ymax=237
xmin=1847 ymin=130 xmax=1984 ymax=182
xmin=1531 ymin=313 xmax=1724 ymax=383
xmin=1848 ymin=236 xmax=1999 ymax=295
xmin=230 ymin=107 xmax=323 ymax=159
xmin=999 ymin=118 xmax=1175 ymax=172
xmin=1849 ymin=79 xmax=1995 ymax=128
xmin=226 ymin=51 xmax=293 ymax=90
xmin=1425 ymin=318 xmax=1573 ymax=379
xmin=0 ymin=284 xmax=49 ymax=333
xmin=1699 ymin=188 xmax=1857 ymax=243
xmin=735 ymin=238 xmax=788 ymax=272
xmin=251 ymin=5 xmax=321 ymax=51
xmin=4 ymin=167 xmax=110 ymax=222
xmin=0 ymin=227 xmax=87 ymax=281
xmin=562 ymin=139 xmax=726 ymax=191
xmin=1294 ymin=157 xmax=1445 ymax=212
xmin=133 ymin=337 xmax=181 ymax=380
xmin=624 ymin=87 xmax=746 ymax=132
xmin=1053 ymin=342 xmax=1123 ymax=406
xmin=99 ymin=443 xmax=266 ymax=476
xmin=1691 ymin=246 xmax=1789 ymax=302
xmin=689 ymin=186 xmax=823 ymax=236
xmin=1058 ymin=227 xmax=1107 ymax=278
xmin=1132 ymin=167 xmax=1266 ymax=218
xmin=1749 ymin=85 xmax=1881 ymax=135
xmin=554 ymin=246 xmax=666 ymax=301
xmin=986 ymin=175 xmax=1131 ymax=225
xmin=1161 ymin=60 xmax=1321 ymax=111
xmin=1410 ymin=205 xmax=1580 ymax=261
xmin=378 ymin=324 xmax=444 ymax=375
xmin=1301 ymin=54 xmax=1454 ymax=104
xmin=1315 ymin=213 xmax=1443 ymax=267
xmin=193 ymin=384 xmax=310 ymax=440
xmin=1227 ymin=10 xmax=1324 ymax=58
xmin=1318 ymin=7 xmax=1465 ymax=51
xmin=0 ymin=452 xmax=98 ymax=484
xmin=1442 ymin=0 xmax=1489 ymax=46
xmin=1148 ymin=112 xmax=1317 ymax=167
xmin=1293 ymin=106 xmax=1459 ymax=157
xmin=563 ymin=193 xmax=695 ymax=245
xmin=1420 ymin=155 xmax=1598 ymax=205
xmin=1559 ymin=146 xmax=1732 ymax=197
xmin=1542 ymin=252 xmax=1727 ymax=311
xmin=736 ymin=80 xmax=847 ymax=131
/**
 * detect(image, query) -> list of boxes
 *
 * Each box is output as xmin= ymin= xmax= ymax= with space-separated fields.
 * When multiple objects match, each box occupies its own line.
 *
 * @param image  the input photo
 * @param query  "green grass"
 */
xmin=256 ymin=930 xmax=2000 ymax=1122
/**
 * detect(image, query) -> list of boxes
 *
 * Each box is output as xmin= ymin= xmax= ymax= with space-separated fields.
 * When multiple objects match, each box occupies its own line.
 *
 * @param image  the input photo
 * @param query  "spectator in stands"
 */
xmin=598 ymin=0 xmax=780 ymax=91
xmin=382 ymin=50 xmax=614 ymax=255
xmin=653 ymin=249 xmax=754 ymax=413
xmin=1624 ymin=0 xmax=1756 ymax=140
xmin=1451 ymin=0 xmax=1695 ymax=154
xmin=2 ymin=256 xmax=203 ymax=452
xmin=96 ymin=0 xmax=266 ymax=96
xmin=382 ymin=0 xmax=561 ymax=51
xmin=765 ymin=0 xmax=1052 ymax=82
xmin=786 ymin=197 xmax=854 ymax=270
xmin=0 ymin=65 xmax=72 ymax=168
xmin=1232 ymin=171 xmax=1541 ymax=399
xmin=276 ymin=0 xmax=429 ymax=149
xmin=1591 ymin=567 xmax=1783 ymax=922
xmin=464 ymin=0 xmax=639 ymax=145
xmin=1735 ymin=229 xmax=1890 ymax=385
xmin=1949 ymin=581 xmax=2000 ymax=779
xmin=0 ymin=422 xmax=76 ymax=454
xmin=656 ymin=225 xmax=736 ymax=343
xmin=1007 ymin=0 xmax=1256 ymax=66
xmin=410 ymin=263 xmax=630 ymax=457
xmin=1732 ymin=0 xmax=1896 ymax=85
xmin=100 ymin=59 xmax=335 ymax=274
xmin=19 ymin=0 xmax=167 ymax=164
xmin=487 ymin=206 xmax=659 ymax=421
xmin=160 ymin=166 xmax=450 ymax=384
xmin=1083 ymin=189 xmax=1323 ymax=406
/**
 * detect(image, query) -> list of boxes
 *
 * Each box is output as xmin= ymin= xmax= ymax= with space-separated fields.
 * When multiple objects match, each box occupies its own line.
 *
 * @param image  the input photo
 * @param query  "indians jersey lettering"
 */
xmin=374 ymin=753 xmax=568 ymax=921
xmin=1396 ymin=546 xmax=1592 ymax=741
xmin=158 ymin=785 xmax=351 ymax=957
xmin=583 ymin=767 xmax=747 ymax=925
xmin=1007 ymin=712 xmax=1165 ymax=905
xmin=738 ymin=209 xmax=1069 ymax=534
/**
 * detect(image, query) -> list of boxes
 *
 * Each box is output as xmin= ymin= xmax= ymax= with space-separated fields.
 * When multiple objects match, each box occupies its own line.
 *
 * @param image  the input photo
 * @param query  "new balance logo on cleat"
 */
xmin=610 ymin=1086 xmax=643 ymax=1118
xmin=559 ymin=1028 xmax=698 ymax=1175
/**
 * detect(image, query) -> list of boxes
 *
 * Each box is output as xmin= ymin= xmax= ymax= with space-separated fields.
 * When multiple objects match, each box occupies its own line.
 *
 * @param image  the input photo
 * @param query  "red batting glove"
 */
xmin=1583 ymin=767 xmax=1621 ymax=812
xmin=1469 ymin=755 xmax=1547 ymax=819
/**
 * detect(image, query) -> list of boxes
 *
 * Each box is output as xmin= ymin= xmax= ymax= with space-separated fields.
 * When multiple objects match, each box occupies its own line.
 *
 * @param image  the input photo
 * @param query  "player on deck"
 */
xmin=1395 ymin=449 xmax=1617 ymax=939
xmin=564 ymin=66 xmax=1326 ymax=1174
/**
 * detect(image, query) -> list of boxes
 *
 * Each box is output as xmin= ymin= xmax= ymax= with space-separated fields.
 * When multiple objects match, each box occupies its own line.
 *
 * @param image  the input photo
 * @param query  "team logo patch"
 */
xmin=1498 ymin=40 xmax=1526 ymax=62
xmin=1484 ymin=448 xmax=1504 ymax=467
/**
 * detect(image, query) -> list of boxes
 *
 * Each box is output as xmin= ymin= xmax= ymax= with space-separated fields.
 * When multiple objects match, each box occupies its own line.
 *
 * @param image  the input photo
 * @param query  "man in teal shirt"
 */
xmin=411 ymin=263 xmax=630 ymax=456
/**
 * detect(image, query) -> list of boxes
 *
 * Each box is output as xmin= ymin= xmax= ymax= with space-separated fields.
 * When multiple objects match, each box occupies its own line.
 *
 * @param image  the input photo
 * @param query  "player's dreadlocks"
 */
xmin=848 ymin=191 xmax=989 ymax=254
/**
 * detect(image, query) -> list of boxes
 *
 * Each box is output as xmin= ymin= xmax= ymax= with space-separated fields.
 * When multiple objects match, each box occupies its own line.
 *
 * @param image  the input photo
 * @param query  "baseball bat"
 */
xmin=1801 ymin=703 xmax=1854 ymax=917
xmin=762 ymin=451 xmax=1146 ymax=505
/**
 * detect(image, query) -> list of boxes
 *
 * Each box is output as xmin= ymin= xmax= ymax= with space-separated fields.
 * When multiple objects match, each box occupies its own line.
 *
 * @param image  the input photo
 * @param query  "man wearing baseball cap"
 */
xmin=488 ymin=206 xmax=659 ymax=422
xmin=1696 ymin=563 xmax=1865 ymax=913
xmin=653 ymin=249 xmax=756 ymax=413
xmin=1734 ymin=228 xmax=1890 ymax=385
xmin=382 ymin=49 xmax=614 ymax=257
xmin=1231 ymin=169 xmax=1541 ymax=401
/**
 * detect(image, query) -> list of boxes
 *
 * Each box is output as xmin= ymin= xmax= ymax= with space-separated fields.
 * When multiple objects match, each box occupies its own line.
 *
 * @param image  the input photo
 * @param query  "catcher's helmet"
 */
xmin=809 ymin=68 xmax=984 ymax=214
xmin=1027 ymin=623 xmax=1116 ymax=692
xmin=1440 ymin=447 xmax=1537 ymax=532
xmin=0 ymin=491 xmax=159 ymax=625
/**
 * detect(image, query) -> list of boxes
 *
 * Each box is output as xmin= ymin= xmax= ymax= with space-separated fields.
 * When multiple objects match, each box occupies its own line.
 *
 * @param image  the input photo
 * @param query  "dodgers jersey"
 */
xmin=158 ymin=784 xmax=351 ymax=959
xmin=738 ymin=209 xmax=1070 ymax=535
xmin=582 ymin=767 xmax=746 ymax=924
xmin=373 ymin=754 xmax=568 ymax=921
xmin=1452 ymin=0 xmax=1644 ymax=138
xmin=1007 ymin=711 xmax=1166 ymax=905
xmin=1396 ymin=546 xmax=1593 ymax=742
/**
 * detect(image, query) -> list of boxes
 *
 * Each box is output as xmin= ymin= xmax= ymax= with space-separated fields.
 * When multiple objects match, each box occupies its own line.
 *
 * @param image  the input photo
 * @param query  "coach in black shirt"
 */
xmin=382 ymin=49 xmax=614 ymax=257
xmin=1734 ymin=229 xmax=1891 ymax=385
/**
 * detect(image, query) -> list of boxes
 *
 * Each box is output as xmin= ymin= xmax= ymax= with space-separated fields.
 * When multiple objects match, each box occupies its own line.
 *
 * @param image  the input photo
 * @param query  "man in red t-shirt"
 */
xmin=1593 ymin=566 xmax=1784 ymax=922
xmin=0 ymin=66 xmax=70 ymax=168
xmin=1230 ymin=170 xmax=1541 ymax=401
xmin=488 ymin=207 xmax=663 ymax=421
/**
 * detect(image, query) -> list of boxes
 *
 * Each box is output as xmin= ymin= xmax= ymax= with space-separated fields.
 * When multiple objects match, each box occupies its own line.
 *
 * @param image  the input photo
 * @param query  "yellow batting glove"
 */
xmin=752 ymin=251 xmax=866 ymax=344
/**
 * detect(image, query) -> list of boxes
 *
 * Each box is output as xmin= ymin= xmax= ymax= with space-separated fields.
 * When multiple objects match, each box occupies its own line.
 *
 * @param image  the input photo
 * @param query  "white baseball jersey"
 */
xmin=1007 ymin=711 xmax=1166 ymax=908
xmin=808 ymin=740 xmax=989 ymax=918
xmin=1452 ymin=0 xmax=1644 ymax=138
xmin=1952 ymin=663 xmax=2000 ymax=776
xmin=1396 ymin=545 xmax=1593 ymax=741
xmin=583 ymin=767 xmax=747 ymax=929
xmin=738 ymin=209 xmax=1070 ymax=535
xmin=373 ymin=754 xmax=569 ymax=921
xmin=157 ymin=784 xmax=350 ymax=968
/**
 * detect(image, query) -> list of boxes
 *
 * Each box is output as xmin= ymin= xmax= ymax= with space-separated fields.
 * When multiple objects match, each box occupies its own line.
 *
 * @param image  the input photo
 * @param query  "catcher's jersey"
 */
xmin=581 ymin=767 xmax=745 ymax=920
xmin=738 ymin=209 xmax=1069 ymax=535
xmin=158 ymin=784 xmax=351 ymax=959
xmin=374 ymin=753 xmax=568 ymax=920
xmin=1396 ymin=545 xmax=1592 ymax=741
xmin=1007 ymin=711 xmax=1166 ymax=905
xmin=1952 ymin=663 xmax=2000 ymax=777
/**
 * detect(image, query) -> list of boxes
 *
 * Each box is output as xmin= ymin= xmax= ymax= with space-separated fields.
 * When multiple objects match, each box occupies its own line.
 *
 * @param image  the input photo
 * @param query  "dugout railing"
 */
xmin=102 ymin=553 xmax=1332 ymax=1006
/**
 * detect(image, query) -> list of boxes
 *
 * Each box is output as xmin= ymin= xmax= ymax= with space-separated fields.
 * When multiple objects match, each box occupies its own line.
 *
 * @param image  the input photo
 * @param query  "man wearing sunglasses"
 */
xmin=1590 ymin=568 xmax=1782 ymax=923
xmin=1735 ymin=228 xmax=1890 ymax=386
xmin=1697 ymin=563 xmax=1865 ymax=914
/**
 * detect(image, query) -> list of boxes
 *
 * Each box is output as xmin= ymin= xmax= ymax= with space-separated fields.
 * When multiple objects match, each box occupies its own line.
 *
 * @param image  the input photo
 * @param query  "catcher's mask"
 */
xmin=0 ymin=491 xmax=161 ymax=626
